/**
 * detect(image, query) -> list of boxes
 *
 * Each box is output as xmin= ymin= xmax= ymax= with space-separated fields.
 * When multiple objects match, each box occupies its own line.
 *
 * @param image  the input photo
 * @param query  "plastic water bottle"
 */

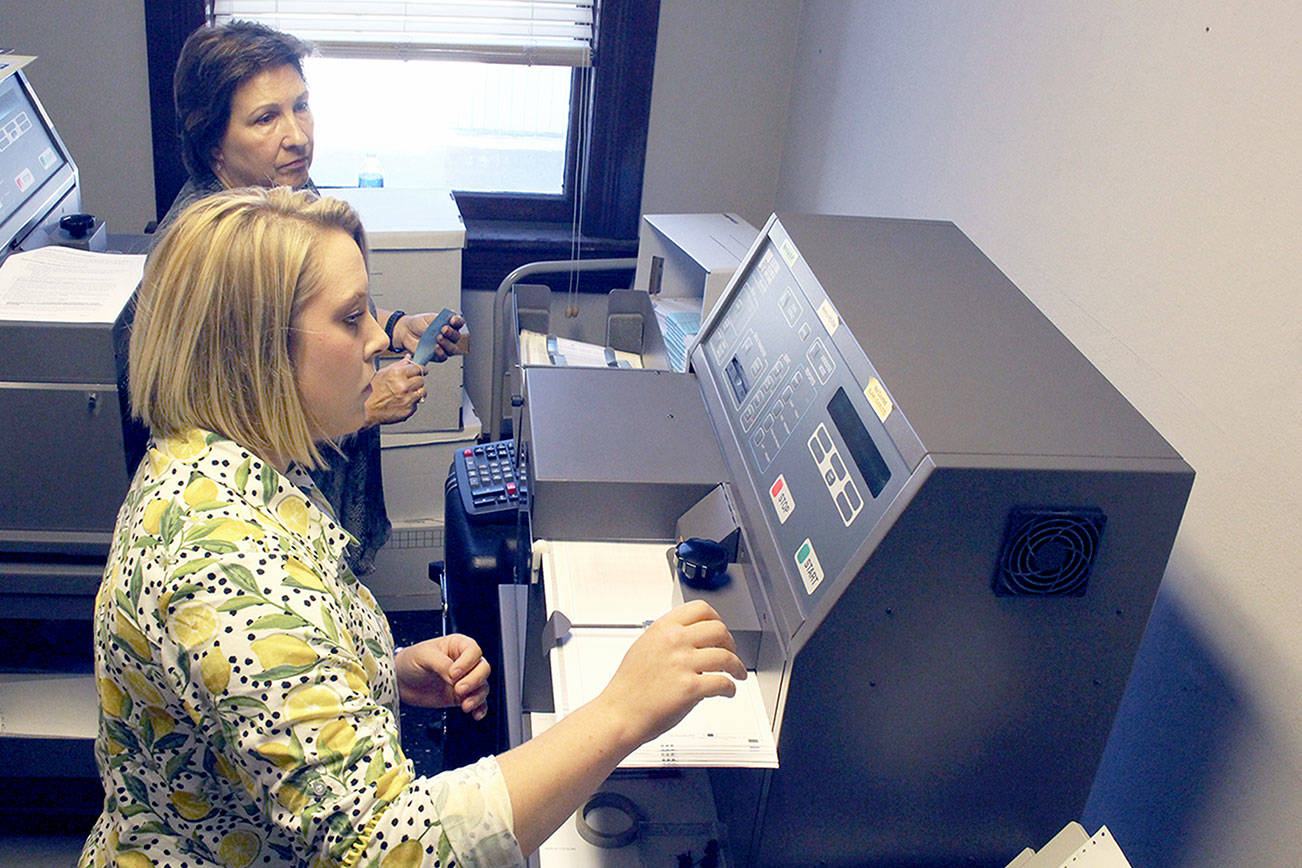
xmin=358 ymin=153 xmax=384 ymax=188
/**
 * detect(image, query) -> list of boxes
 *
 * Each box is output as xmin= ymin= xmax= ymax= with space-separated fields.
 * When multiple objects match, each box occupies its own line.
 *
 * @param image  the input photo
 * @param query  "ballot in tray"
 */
xmin=519 ymin=329 xmax=642 ymax=369
xmin=536 ymin=540 xmax=778 ymax=769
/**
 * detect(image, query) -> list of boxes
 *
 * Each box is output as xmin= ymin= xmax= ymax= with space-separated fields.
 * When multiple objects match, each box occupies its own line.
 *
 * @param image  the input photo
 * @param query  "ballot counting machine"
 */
xmin=512 ymin=214 xmax=1193 ymax=865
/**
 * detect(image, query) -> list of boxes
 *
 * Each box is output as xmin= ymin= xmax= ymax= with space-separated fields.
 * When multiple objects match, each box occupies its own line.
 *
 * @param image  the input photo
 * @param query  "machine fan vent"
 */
xmin=993 ymin=507 xmax=1106 ymax=596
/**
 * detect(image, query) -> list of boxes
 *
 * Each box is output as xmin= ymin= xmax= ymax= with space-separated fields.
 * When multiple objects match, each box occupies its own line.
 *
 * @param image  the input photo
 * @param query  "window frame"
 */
xmin=144 ymin=0 xmax=659 ymax=260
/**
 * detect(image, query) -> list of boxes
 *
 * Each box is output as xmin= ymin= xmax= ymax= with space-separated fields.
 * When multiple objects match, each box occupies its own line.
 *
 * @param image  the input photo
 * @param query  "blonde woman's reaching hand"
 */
xmin=497 ymin=600 xmax=745 ymax=855
xmin=595 ymin=599 xmax=746 ymax=746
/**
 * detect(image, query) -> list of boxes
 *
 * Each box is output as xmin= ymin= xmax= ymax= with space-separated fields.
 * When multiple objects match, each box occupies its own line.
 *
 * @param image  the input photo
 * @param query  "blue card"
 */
xmin=411 ymin=308 xmax=457 ymax=365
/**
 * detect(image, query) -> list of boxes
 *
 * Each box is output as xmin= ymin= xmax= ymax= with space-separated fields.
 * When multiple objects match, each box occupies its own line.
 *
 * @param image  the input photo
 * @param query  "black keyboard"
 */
xmin=453 ymin=439 xmax=526 ymax=522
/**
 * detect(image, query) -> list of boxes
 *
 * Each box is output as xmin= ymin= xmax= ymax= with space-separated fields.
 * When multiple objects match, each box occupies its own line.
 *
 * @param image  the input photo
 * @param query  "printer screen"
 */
xmin=826 ymin=386 xmax=891 ymax=499
xmin=0 ymin=71 xmax=72 ymax=251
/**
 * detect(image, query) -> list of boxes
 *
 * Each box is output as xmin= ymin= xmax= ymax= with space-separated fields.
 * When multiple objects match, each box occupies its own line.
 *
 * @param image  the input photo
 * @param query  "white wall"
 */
xmin=643 ymin=0 xmax=802 ymax=228
xmin=1 ymin=0 xmax=156 ymax=234
xmin=764 ymin=1 xmax=1297 ymax=864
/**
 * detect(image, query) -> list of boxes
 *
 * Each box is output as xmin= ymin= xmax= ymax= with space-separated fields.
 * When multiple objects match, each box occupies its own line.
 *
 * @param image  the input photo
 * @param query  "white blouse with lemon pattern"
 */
xmin=80 ymin=430 xmax=522 ymax=868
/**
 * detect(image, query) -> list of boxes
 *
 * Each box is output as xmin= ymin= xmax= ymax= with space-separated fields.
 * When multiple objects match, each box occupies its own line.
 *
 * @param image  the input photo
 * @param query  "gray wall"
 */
xmin=1 ymin=0 xmax=156 ymax=234
xmin=647 ymin=0 xmax=1301 ymax=864
xmin=642 ymin=0 xmax=801 ymax=228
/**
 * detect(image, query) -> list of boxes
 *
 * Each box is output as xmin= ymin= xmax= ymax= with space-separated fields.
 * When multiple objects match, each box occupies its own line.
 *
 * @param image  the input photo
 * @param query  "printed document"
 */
xmin=0 ymin=246 xmax=143 ymax=323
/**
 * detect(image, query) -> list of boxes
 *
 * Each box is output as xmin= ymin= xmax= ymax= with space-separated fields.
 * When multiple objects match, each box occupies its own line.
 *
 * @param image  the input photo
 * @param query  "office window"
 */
xmin=147 ymin=0 xmax=657 ymax=242
xmin=214 ymin=1 xmax=589 ymax=194
xmin=303 ymin=57 xmax=573 ymax=194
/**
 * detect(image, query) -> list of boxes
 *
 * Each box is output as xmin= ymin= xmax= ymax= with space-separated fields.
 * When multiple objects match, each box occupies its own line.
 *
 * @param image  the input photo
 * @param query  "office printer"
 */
xmin=511 ymin=214 xmax=1193 ymax=865
xmin=0 ymin=64 xmax=132 ymax=817
xmin=0 ymin=67 xmax=128 ymax=624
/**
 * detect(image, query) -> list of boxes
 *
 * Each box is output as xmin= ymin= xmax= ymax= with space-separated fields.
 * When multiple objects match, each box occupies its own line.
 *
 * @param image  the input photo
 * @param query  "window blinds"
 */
xmin=211 ymin=1 xmax=595 ymax=66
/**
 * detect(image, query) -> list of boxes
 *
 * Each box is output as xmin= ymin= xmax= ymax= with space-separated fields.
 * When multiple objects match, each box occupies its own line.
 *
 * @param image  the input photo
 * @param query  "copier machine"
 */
xmin=511 ymin=213 xmax=1193 ymax=865
xmin=0 ymin=66 xmax=124 ymax=627
xmin=0 ymin=65 xmax=131 ymax=813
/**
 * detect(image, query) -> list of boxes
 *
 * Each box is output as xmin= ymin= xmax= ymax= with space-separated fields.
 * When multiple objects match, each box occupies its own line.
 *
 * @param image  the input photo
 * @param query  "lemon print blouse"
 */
xmin=80 ymin=430 xmax=522 ymax=868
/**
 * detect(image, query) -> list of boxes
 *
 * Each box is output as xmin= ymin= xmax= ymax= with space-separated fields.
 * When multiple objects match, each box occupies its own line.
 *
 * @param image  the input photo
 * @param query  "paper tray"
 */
xmin=536 ymin=539 xmax=778 ymax=770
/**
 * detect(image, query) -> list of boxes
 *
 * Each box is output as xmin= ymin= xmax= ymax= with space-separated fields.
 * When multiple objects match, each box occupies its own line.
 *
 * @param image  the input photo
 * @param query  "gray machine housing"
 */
xmin=520 ymin=213 xmax=1193 ymax=865
xmin=0 ymin=70 xmax=124 ymax=619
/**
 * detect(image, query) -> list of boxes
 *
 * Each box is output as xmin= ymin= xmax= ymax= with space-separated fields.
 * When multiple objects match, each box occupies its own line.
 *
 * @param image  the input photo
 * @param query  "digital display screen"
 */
xmin=828 ymin=387 xmax=891 ymax=498
xmin=726 ymin=355 xmax=750 ymax=405
xmin=0 ymin=73 xmax=66 ymax=232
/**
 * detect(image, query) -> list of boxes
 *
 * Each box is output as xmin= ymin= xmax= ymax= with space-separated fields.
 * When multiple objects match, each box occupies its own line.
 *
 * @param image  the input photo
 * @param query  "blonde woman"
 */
xmin=82 ymin=187 xmax=743 ymax=868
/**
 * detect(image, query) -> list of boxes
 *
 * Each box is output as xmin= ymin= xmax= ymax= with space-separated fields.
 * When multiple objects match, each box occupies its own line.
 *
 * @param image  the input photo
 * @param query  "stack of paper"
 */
xmin=0 ymin=246 xmax=144 ymax=323
xmin=1004 ymin=822 xmax=1133 ymax=868
xmin=652 ymin=297 xmax=702 ymax=372
xmin=542 ymin=540 xmax=678 ymax=625
xmin=539 ymin=540 xmax=778 ymax=769
xmin=519 ymin=329 xmax=642 ymax=369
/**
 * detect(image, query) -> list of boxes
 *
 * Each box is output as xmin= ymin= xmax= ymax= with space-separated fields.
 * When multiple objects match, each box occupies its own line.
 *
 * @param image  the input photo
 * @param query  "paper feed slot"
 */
xmin=537 ymin=538 xmax=761 ymax=669
xmin=535 ymin=539 xmax=777 ymax=769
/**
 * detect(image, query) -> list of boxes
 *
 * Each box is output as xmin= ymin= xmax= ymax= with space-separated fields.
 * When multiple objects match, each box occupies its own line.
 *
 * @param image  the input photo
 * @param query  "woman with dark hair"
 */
xmin=170 ymin=20 xmax=317 ymax=194
xmin=115 ymin=20 xmax=465 ymax=574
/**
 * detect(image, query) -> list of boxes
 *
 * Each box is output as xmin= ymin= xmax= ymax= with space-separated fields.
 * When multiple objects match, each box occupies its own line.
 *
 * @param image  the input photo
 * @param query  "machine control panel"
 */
xmin=698 ymin=229 xmax=911 ymax=619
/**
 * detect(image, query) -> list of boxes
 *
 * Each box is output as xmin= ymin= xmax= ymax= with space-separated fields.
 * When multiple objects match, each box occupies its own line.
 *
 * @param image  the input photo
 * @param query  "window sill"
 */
xmin=462 ymin=219 xmax=638 ymax=293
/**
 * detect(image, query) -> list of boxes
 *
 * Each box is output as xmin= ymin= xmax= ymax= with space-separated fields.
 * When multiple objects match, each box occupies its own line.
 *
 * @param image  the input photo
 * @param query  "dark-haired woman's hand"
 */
xmin=397 ymin=312 xmax=469 ymax=362
xmin=364 ymin=357 xmax=427 ymax=425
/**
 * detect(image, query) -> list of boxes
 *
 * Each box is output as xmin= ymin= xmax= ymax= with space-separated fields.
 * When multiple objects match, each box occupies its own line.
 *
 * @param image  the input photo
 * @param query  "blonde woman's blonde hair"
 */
xmin=129 ymin=185 xmax=368 ymax=468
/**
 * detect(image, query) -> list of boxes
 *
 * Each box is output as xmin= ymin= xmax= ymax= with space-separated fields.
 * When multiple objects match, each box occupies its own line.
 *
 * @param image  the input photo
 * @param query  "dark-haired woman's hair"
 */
xmin=173 ymin=21 xmax=313 ymax=181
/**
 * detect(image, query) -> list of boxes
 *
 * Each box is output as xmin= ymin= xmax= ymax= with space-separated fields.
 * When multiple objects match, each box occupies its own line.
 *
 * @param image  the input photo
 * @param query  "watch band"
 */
xmin=383 ymin=309 xmax=406 ymax=352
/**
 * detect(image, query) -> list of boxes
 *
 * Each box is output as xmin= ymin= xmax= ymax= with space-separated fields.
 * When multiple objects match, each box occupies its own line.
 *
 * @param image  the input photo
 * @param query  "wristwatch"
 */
xmin=384 ymin=309 xmax=406 ymax=353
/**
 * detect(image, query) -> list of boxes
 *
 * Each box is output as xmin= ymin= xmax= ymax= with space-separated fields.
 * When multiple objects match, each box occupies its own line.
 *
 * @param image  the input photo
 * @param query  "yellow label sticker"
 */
xmin=817 ymin=299 xmax=839 ymax=335
xmin=779 ymin=238 xmax=799 ymax=265
xmin=864 ymin=377 xmax=893 ymax=422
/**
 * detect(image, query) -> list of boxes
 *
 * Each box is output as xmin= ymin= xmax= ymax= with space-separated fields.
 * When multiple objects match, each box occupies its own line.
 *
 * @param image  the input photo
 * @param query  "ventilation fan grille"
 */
xmin=993 ymin=507 xmax=1107 ymax=596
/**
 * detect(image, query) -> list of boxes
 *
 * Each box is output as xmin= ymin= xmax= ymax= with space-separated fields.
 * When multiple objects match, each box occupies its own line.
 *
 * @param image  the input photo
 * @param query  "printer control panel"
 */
xmin=699 ymin=228 xmax=909 ymax=611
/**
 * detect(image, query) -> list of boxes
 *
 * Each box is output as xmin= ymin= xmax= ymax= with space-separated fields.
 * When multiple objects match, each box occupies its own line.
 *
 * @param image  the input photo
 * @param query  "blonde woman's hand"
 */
xmin=596 ymin=600 xmax=745 ymax=750
xmin=395 ymin=633 xmax=491 ymax=719
xmin=493 ymin=602 xmax=743 ymax=855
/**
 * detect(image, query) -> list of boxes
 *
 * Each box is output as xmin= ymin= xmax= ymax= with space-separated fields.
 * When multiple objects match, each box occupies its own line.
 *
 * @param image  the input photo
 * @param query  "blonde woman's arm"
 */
xmin=496 ymin=600 xmax=745 ymax=855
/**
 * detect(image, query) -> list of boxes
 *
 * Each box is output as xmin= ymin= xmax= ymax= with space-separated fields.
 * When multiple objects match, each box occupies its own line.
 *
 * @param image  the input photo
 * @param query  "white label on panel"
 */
xmin=794 ymin=538 xmax=824 ymax=595
xmin=769 ymin=474 xmax=795 ymax=524
xmin=779 ymin=237 xmax=799 ymax=265
xmin=817 ymin=299 xmax=840 ymax=336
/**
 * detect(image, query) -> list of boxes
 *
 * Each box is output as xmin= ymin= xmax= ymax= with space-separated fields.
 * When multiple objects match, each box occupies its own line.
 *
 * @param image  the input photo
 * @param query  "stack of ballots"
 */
xmin=519 ymin=329 xmax=642 ymax=369
xmin=652 ymin=297 xmax=702 ymax=372
xmin=535 ymin=539 xmax=778 ymax=769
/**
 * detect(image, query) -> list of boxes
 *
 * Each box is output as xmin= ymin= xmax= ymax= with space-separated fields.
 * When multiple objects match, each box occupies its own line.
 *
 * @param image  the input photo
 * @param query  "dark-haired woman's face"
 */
xmin=213 ymin=64 xmax=313 ymax=189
